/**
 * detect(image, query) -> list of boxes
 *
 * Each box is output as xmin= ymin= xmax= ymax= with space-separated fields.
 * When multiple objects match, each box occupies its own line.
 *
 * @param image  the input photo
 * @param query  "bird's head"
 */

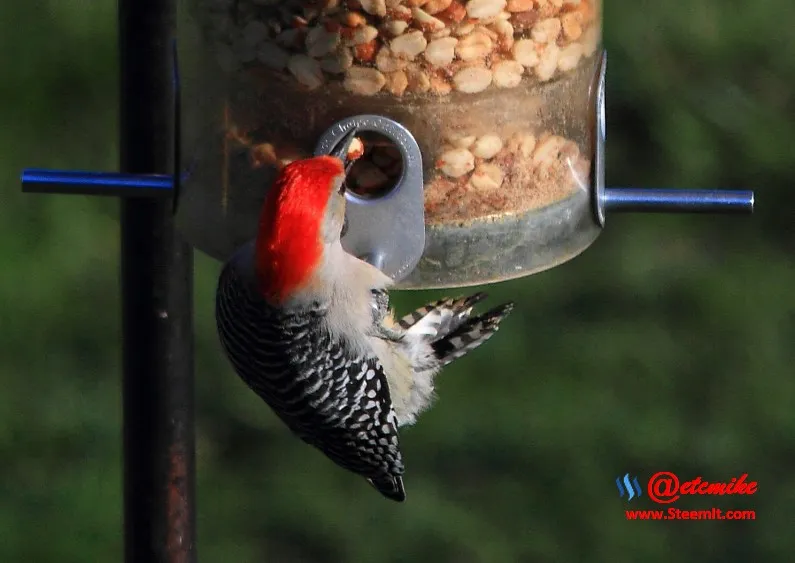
xmin=254 ymin=130 xmax=359 ymax=304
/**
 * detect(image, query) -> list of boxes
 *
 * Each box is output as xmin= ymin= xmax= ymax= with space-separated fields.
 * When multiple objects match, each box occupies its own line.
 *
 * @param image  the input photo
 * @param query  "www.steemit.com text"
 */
xmin=626 ymin=508 xmax=755 ymax=520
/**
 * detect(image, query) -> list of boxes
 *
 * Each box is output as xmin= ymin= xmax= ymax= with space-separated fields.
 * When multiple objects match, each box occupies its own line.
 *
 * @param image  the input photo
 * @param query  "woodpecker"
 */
xmin=215 ymin=129 xmax=514 ymax=501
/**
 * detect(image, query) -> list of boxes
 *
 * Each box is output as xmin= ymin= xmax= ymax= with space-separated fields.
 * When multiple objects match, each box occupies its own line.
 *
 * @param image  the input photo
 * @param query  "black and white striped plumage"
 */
xmin=214 ymin=149 xmax=516 ymax=501
xmin=217 ymin=250 xmax=406 ymax=500
xmin=216 ymin=243 xmax=514 ymax=502
xmin=395 ymin=292 xmax=513 ymax=367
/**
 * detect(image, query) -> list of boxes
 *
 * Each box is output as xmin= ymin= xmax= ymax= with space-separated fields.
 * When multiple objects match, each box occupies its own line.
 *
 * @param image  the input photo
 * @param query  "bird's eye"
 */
xmin=341 ymin=215 xmax=349 ymax=237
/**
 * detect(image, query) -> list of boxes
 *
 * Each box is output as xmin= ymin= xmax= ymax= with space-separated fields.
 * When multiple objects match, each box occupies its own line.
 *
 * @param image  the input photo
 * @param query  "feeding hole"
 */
xmin=343 ymin=131 xmax=404 ymax=201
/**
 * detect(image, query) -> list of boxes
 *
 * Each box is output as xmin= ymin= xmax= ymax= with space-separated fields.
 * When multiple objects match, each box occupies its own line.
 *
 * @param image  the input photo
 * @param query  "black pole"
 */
xmin=119 ymin=1 xmax=196 ymax=562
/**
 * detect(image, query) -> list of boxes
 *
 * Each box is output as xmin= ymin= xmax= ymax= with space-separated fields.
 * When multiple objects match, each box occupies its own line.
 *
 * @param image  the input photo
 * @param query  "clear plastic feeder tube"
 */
xmin=178 ymin=0 xmax=603 ymax=288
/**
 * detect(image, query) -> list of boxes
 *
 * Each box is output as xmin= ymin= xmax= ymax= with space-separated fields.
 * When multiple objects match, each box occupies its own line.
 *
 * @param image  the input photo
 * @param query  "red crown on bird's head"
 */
xmin=254 ymin=156 xmax=345 ymax=304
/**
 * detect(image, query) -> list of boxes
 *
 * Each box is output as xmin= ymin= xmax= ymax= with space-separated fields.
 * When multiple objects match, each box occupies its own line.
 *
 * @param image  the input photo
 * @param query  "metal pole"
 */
xmin=119 ymin=0 xmax=196 ymax=562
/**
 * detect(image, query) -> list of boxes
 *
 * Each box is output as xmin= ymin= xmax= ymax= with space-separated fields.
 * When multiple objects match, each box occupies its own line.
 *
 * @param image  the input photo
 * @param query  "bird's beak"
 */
xmin=330 ymin=128 xmax=359 ymax=194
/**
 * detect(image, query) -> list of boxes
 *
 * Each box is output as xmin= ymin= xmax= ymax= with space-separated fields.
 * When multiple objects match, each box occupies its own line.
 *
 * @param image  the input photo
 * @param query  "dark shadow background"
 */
xmin=1 ymin=0 xmax=793 ymax=561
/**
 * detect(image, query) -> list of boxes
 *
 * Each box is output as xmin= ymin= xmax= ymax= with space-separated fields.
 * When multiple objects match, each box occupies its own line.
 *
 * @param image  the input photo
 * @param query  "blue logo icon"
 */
xmin=616 ymin=473 xmax=642 ymax=501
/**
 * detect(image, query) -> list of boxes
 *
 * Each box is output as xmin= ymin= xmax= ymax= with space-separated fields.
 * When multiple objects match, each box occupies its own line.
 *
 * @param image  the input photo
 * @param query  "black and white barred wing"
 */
xmin=309 ymin=354 xmax=406 ymax=502
xmin=217 ymin=263 xmax=406 ymax=501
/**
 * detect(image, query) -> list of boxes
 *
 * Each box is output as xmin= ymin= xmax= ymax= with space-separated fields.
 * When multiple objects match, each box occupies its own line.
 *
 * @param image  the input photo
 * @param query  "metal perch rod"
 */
xmin=20 ymin=169 xmax=756 ymax=217
xmin=21 ymin=169 xmax=173 ymax=197
xmin=603 ymin=187 xmax=754 ymax=214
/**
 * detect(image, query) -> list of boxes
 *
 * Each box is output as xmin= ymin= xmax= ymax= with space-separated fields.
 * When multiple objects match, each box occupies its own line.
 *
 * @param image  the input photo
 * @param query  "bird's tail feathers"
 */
xmin=430 ymin=301 xmax=515 ymax=366
xmin=401 ymin=292 xmax=489 ymax=339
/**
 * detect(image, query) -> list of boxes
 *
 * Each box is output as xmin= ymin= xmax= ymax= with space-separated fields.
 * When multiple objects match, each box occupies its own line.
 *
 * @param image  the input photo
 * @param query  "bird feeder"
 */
xmin=178 ymin=0 xmax=605 ymax=287
xmin=24 ymin=0 xmax=754 ymax=290
xmin=173 ymin=0 xmax=752 ymax=288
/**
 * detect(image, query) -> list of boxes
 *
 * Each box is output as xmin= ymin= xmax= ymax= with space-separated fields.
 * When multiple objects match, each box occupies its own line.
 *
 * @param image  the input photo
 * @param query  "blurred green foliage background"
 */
xmin=2 ymin=0 xmax=794 ymax=561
